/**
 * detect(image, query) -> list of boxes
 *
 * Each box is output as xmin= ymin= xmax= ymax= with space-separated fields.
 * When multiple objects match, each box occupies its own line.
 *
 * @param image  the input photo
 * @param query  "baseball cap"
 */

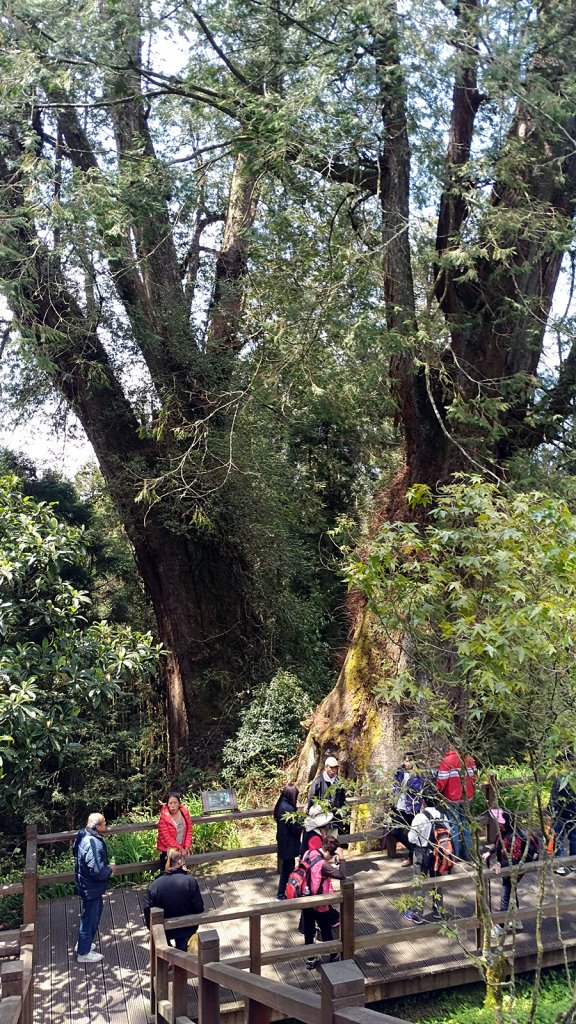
xmin=488 ymin=808 xmax=505 ymax=824
xmin=325 ymin=756 xmax=339 ymax=768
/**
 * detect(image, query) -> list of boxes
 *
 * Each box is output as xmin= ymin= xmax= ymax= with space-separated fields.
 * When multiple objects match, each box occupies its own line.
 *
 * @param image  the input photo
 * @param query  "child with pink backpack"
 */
xmin=298 ymin=836 xmax=347 ymax=969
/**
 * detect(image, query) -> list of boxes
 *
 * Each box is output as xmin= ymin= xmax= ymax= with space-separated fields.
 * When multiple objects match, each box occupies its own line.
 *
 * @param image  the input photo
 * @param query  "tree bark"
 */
xmin=299 ymin=0 xmax=576 ymax=781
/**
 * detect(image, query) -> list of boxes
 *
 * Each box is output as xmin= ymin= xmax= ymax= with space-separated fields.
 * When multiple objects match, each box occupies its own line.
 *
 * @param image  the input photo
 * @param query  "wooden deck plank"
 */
xmin=105 ymin=888 xmax=149 ymax=1024
xmin=82 ymin=894 xmax=112 ymax=1024
xmin=30 ymin=851 xmax=576 ymax=1024
xmin=49 ymin=897 xmax=75 ymax=1024
xmin=33 ymin=900 xmax=53 ymax=1024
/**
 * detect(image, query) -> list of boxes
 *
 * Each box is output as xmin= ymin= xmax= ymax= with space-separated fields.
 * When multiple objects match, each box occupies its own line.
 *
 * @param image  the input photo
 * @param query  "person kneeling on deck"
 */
xmin=144 ymin=849 xmax=204 ymax=951
xmin=404 ymin=789 xmax=453 ymax=925
xmin=301 ymin=836 xmax=347 ymax=970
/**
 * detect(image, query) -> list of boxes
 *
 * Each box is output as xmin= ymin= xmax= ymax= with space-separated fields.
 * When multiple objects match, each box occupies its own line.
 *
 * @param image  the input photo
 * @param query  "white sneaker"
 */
xmin=555 ymin=865 xmax=568 ymax=875
xmin=77 ymin=950 xmax=104 ymax=963
xmin=74 ymin=943 xmax=96 ymax=953
xmin=490 ymin=925 xmax=504 ymax=940
xmin=507 ymin=920 xmax=524 ymax=932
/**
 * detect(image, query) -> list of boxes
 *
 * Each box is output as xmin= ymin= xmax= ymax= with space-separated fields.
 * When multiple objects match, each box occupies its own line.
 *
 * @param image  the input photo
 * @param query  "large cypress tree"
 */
xmin=1 ymin=0 xmax=575 ymax=770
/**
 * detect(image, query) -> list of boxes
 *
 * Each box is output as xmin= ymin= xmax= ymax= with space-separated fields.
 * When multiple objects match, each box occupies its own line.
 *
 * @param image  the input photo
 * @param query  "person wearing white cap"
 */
xmin=307 ymin=753 xmax=349 ymax=847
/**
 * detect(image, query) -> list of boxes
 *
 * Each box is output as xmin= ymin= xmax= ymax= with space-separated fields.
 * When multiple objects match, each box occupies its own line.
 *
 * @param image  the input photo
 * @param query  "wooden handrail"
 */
xmin=149 ymin=921 xmax=415 ymax=1024
xmin=0 ymin=925 xmax=34 ymax=1024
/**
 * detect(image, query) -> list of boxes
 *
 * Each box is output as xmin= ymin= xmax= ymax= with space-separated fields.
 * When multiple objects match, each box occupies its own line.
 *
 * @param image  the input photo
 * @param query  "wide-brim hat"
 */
xmin=488 ymin=807 xmax=505 ymax=824
xmin=304 ymin=804 xmax=333 ymax=831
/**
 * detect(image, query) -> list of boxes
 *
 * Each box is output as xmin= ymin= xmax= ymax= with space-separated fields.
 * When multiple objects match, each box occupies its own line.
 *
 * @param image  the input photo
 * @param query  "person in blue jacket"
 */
xmin=73 ymin=812 xmax=114 ymax=963
xmin=390 ymin=752 xmax=425 ymax=866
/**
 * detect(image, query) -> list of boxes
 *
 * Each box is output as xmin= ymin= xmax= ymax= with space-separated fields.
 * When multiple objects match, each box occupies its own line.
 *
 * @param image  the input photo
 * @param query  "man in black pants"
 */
xmin=144 ymin=849 xmax=204 ymax=950
xmin=307 ymin=755 xmax=349 ymax=845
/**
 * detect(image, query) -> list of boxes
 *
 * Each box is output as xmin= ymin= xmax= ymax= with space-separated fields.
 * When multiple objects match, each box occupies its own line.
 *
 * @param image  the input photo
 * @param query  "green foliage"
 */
xmin=347 ymin=477 xmax=576 ymax=768
xmin=222 ymin=671 xmax=313 ymax=779
xmin=0 ymin=474 xmax=162 ymax=820
xmin=381 ymin=969 xmax=576 ymax=1024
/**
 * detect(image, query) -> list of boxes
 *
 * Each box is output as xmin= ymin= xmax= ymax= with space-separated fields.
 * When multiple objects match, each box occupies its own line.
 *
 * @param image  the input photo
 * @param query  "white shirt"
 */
xmin=408 ymin=806 xmax=442 ymax=848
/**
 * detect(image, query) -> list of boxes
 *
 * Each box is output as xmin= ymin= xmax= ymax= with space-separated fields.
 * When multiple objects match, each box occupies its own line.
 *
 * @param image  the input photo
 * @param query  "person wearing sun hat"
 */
xmin=482 ymin=807 xmax=539 ymax=938
xmin=301 ymin=803 xmax=334 ymax=856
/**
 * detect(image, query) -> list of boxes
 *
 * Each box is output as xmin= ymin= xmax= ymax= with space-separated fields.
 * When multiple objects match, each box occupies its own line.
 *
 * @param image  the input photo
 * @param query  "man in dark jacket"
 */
xmin=307 ymin=755 xmax=349 ymax=842
xmin=73 ymin=812 xmax=113 ymax=963
xmin=144 ymin=849 xmax=205 ymax=950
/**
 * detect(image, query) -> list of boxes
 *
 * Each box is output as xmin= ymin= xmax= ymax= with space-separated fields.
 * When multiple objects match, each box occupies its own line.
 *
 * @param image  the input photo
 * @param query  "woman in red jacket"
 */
xmin=156 ymin=793 xmax=193 ymax=872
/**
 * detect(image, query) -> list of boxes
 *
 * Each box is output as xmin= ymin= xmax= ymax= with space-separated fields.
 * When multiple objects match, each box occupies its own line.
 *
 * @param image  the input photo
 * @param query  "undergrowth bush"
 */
xmin=0 ymin=798 xmax=240 ymax=928
xmin=222 ymin=670 xmax=312 ymax=780
xmin=380 ymin=968 xmax=575 ymax=1023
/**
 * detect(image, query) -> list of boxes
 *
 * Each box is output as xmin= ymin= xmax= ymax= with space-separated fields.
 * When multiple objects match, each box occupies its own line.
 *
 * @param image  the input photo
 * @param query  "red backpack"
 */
xmin=285 ymin=851 xmax=323 ymax=899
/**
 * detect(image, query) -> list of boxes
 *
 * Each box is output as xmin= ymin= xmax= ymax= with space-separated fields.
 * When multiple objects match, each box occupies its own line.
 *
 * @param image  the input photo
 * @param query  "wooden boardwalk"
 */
xmin=33 ymin=852 xmax=576 ymax=1024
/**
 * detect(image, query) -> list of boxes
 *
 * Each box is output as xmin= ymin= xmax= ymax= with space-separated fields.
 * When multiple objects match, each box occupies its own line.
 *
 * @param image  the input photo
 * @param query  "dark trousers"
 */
xmin=277 ymin=857 xmax=295 ymax=898
xmin=302 ymin=907 xmax=335 ymax=946
xmin=168 ymin=928 xmax=196 ymax=951
xmin=412 ymin=847 xmax=443 ymax=913
xmin=500 ymin=876 xmax=521 ymax=912
xmin=78 ymin=895 xmax=104 ymax=955
xmin=390 ymin=809 xmax=413 ymax=859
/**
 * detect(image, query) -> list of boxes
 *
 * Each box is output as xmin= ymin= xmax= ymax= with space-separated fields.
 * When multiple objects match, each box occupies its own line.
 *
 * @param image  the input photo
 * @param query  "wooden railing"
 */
xmin=0 ymin=776 xmax=560 ymax=1024
xmin=147 ymin=850 xmax=576 ymax=1023
xmin=0 ymin=924 xmax=34 ymax=1024
xmin=149 ymin=918 xmax=415 ymax=1024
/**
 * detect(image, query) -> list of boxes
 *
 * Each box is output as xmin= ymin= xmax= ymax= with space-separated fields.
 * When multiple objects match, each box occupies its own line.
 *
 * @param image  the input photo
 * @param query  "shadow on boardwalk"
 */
xmin=33 ymin=851 xmax=576 ymax=1024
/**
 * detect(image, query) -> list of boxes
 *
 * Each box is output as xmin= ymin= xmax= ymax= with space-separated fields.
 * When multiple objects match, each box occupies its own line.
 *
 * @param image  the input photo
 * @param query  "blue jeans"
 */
xmin=444 ymin=801 xmax=471 ymax=861
xmin=78 ymin=895 xmax=103 ymax=955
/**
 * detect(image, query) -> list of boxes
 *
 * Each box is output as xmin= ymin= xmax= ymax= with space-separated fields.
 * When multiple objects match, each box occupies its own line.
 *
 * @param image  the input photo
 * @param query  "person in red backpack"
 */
xmin=301 ymin=836 xmax=347 ymax=970
xmin=156 ymin=793 xmax=193 ymax=872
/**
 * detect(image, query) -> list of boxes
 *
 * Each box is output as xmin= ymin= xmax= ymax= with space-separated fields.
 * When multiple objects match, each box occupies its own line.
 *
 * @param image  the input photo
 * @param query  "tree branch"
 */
xmin=188 ymin=6 xmax=257 ymax=90
xmin=434 ymin=0 xmax=482 ymax=315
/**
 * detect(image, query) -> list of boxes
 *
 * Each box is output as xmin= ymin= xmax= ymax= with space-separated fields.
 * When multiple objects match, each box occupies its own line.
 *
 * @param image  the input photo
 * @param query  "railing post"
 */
xmin=149 ymin=907 xmax=164 ymax=1022
xmin=20 ymin=923 xmax=34 ymax=1024
xmin=23 ymin=826 xmax=38 ymax=926
xmin=249 ymin=913 xmax=261 ymax=974
xmin=1 ymin=959 xmax=24 ymax=998
xmin=172 ymin=959 xmax=188 ymax=1021
xmin=247 ymin=997 xmax=270 ymax=1024
xmin=340 ymin=878 xmax=355 ymax=961
xmin=198 ymin=930 xmax=220 ymax=1024
xmin=320 ymin=960 xmax=365 ymax=1024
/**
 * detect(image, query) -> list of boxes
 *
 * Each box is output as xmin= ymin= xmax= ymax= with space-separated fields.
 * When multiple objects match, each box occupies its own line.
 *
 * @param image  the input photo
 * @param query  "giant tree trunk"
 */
xmin=299 ymin=0 xmax=576 ymax=783
xmin=0 ymin=6 xmax=261 ymax=769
